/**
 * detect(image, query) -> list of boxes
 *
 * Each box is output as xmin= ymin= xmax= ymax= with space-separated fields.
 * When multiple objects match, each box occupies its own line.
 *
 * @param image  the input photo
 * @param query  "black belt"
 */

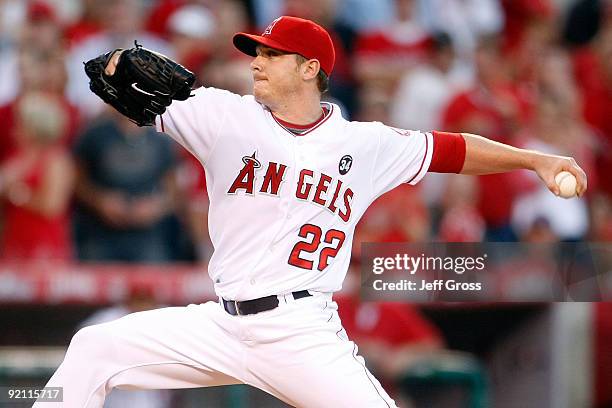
xmin=222 ymin=290 xmax=312 ymax=316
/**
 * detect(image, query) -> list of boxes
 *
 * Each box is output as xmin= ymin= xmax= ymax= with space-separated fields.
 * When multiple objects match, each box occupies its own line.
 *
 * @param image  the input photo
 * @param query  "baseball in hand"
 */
xmin=555 ymin=171 xmax=577 ymax=198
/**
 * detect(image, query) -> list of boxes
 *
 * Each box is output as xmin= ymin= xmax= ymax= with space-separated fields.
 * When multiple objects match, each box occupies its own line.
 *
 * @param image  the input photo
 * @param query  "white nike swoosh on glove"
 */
xmin=131 ymin=82 xmax=155 ymax=96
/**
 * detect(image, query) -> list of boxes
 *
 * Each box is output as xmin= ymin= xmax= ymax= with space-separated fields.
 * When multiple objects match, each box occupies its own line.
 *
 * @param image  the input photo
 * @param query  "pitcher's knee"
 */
xmin=67 ymin=324 xmax=116 ymax=362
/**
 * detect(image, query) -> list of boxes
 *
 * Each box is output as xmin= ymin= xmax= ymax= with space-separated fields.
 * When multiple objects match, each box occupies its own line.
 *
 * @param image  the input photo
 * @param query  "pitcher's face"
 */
xmin=250 ymin=45 xmax=302 ymax=108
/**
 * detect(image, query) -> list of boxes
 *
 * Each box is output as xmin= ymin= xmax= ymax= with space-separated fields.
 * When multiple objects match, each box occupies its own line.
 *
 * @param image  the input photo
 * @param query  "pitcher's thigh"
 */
xmin=41 ymin=302 xmax=243 ymax=407
xmin=94 ymin=303 xmax=244 ymax=388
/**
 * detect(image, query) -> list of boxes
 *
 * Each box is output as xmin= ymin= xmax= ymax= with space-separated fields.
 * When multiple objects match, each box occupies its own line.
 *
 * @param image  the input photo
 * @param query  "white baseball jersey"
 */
xmin=38 ymin=86 xmax=429 ymax=408
xmin=157 ymin=87 xmax=433 ymax=300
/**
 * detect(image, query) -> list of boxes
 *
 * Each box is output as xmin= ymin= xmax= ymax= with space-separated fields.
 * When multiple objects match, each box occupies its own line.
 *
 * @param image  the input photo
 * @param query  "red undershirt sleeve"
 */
xmin=429 ymin=131 xmax=466 ymax=173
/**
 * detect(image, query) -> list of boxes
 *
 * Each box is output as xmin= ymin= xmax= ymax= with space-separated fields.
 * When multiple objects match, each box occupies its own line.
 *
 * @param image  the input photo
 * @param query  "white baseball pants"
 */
xmin=34 ymin=292 xmax=397 ymax=407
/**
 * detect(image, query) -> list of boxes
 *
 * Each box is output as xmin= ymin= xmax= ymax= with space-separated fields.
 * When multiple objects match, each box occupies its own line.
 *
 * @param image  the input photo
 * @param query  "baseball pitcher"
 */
xmin=35 ymin=16 xmax=587 ymax=407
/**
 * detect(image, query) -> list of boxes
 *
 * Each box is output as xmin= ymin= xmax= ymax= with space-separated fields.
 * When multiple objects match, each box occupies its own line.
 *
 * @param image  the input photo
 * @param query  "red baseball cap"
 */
xmin=233 ymin=16 xmax=335 ymax=76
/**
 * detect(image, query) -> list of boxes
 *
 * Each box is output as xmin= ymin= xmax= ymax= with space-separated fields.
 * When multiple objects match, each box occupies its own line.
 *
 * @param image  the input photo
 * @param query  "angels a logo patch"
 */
xmin=242 ymin=151 xmax=261 ymax=168
xmin=227 ymin=151 xmax=261 ymax=195
xmin=263 ymin=17 xmax=282 ymax=36
xmin=339 ymin=155 xmax=353 ymax=175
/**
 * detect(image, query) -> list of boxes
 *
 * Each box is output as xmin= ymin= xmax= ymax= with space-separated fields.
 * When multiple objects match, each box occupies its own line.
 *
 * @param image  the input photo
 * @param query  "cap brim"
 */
xmin=232 ymin=33 xmax=297 ymax=57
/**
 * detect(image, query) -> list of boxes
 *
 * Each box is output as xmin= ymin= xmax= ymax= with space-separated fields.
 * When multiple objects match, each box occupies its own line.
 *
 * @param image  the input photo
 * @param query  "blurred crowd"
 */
xmin=0 ymin=1 xmax=611 ymax=406
xmin=0 ymin=0 xmax=610 ymax=265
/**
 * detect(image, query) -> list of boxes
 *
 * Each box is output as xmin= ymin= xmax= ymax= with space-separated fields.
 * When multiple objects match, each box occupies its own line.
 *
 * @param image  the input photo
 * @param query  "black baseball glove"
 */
xmin=84 ymin=41 xmax=195 ymax=126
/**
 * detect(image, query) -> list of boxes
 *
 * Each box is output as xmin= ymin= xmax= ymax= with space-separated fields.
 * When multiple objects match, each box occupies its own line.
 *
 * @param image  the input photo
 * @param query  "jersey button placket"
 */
xmin=281 ymin=200 xmax=290 ymax=221
xmin=295 ymin=138 xmax=306 ymax=163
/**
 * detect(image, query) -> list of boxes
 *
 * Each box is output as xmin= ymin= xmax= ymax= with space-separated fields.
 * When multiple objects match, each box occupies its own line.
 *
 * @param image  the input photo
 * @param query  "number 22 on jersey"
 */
xmin=288 ymin=224 xmax=346 ymax=271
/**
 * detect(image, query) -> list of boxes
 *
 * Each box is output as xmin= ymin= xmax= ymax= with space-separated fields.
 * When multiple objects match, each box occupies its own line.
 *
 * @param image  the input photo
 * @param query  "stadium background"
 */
xmin=0 ymin=0 xmax=610 ymax=406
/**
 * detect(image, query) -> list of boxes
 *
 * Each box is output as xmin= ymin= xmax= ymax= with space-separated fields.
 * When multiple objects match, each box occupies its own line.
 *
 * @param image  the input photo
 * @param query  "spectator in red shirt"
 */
xmin=442 ymin=35 xmax=529 ymax=240
xmin=354 ymin=0 xmax=430 ymax=91
xmin=336 ymin=292 xmax=444 ymax=405
xmin=0 ymin=49 xmax=81 ymax=162
xmin=0 ymin=91 xmax=75 ymax=261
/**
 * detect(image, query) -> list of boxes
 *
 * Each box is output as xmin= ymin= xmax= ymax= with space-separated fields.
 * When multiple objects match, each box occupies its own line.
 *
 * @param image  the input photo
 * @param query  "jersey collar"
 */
xmin=270 ymin=102 xmax=334 ymax=137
